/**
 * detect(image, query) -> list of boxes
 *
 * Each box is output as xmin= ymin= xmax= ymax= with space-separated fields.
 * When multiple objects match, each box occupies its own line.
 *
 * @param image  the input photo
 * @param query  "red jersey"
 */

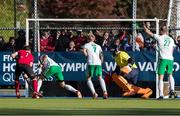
xmin=40 ymin=36 xmax=55 ymax=52
xmin=17 ymin=50 xmax=34 ymax=66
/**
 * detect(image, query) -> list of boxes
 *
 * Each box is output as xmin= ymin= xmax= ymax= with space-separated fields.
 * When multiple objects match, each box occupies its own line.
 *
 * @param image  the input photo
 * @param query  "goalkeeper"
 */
xmin=110 ymin=49 xmax=153 ymax=99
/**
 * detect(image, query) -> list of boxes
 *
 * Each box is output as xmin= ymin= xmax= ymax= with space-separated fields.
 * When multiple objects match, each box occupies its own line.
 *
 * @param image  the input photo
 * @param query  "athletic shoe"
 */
xmin=32 ymin=92 xmax=42 ymax=99
xmin=76 ymin=91 xmax=82 ymax=98
xmin=34 ymin=92 xmax=43 ymax=98
xmin=157 ymin=96 xmax=164 ymax=100
xmin=169 ymin=90 xmax=177 ymax=98
xmin=122 ymin=91 xmax=135 ymax=97
xmin=93 ymin=93 xmax=98 ymax=99
xmin=103 ymin=91 xmax=108 ymax=99
xmin=141 ymin=88 xmax=153 ymax=99
xmin=16 ymin=92 xmax=21 ymax=99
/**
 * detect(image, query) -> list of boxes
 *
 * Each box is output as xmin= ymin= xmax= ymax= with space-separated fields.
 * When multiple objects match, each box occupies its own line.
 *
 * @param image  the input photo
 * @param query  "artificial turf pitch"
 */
xmin=0 ymin=98 xmax=180 ymax=115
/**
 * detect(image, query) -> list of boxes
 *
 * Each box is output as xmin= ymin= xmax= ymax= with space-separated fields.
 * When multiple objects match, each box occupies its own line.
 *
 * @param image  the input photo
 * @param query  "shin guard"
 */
xmin=112 ymin=73 xmax=133 ymax=92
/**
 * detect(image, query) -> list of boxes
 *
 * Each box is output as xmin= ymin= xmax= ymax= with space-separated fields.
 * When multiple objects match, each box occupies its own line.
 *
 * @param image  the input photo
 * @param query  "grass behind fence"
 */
xmin=0 ymin=0 xmax=28 ymax=42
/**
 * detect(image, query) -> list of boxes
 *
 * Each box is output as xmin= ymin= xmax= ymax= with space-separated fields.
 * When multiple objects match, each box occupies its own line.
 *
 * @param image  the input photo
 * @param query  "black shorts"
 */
xmin=15 ymin=63 xmax=35 ymax=79
xmin=114 ymin=65 xmax=139 ymax=85
xmin=126 ymin=68 xmax=139 ymax=85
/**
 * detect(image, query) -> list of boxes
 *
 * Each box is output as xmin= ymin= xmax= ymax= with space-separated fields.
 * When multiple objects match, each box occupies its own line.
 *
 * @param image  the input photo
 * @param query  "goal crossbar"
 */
xmin=27 ymin=18 xmax=164 ymax=22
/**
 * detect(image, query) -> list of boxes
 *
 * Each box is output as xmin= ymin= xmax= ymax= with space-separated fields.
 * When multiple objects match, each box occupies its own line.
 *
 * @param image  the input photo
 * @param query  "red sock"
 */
xmin=33 ymin=79 xmax=38 ymax=93
xmin=15 ymin=80 xmax=20 ymax=93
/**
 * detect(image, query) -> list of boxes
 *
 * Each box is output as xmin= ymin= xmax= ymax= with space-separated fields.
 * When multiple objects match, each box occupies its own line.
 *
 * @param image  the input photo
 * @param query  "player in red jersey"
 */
xmin=11 ymin=46 xmax=40 ymax=98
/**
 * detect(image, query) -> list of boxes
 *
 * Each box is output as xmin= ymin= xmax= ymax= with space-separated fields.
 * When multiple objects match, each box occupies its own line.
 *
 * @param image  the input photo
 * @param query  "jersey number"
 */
xmin=92 ymin=45 xmax=96 ymax=53
xmin=164 ymin=39 xmax=170 ymax=47
xmin=25 ymin=52 xmax=29 ymax=57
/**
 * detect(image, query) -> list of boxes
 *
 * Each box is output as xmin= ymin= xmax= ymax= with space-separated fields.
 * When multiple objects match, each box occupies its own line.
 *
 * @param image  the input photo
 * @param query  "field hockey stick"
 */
xmin=23 ymin=68 xmax=42 ymax=92
xmin=102 ymin=69 xmax=113 ymax=84
xmin=23 ymin=76 xmax=34 ymax=92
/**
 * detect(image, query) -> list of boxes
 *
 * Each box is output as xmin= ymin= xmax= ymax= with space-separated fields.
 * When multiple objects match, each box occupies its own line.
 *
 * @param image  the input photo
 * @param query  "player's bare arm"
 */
xmin=83 ymin=48 xmax=88 ymax=57
xmin=99 ymin=52 xmax=104 ymax=63
xmin=30 ymin=62 xmax=33 ymax=67
xmin=40 ymin=54 xmax=48 ymax=65
xmin=143 ymin=23 xmax=154 ymax=37
xmin=11 ymin=52 xmax=18 ymax=59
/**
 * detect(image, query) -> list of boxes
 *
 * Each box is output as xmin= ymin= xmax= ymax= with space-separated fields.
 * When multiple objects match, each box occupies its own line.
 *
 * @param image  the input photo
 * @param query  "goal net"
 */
xmin=26 ymin=18 xmax=161 ymax=98
xmin=167 ymin=0 xmax=180 ymax=39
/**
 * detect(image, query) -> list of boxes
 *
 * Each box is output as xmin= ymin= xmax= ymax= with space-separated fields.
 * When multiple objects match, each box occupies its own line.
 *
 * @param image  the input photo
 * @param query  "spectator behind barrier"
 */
xmin=66 ymin=40 xmax=76 ymax=52
xmin=15 ymin=30 xmax=26 ymax=51
xmin=0 ymin=36 xmax=6 ymax=51
xmin=73 ymin=30 xmax=85 ymax=51
xmin=92 ymin=30 xmax=103 ymax=46
xmin=40 ymin=31 xmax=55 ymax=52
xmin=5 ymin=37 xmax=16 ymax=52
xmin=175 ymin=35 xmax=180 ymax=51
xmin=110 ymin=39 xmax=121 ymax=52
xmin=55 ymin=30 xmax=70 ymax=51
xmin=101 ymin=32 xmax=111 ymax=51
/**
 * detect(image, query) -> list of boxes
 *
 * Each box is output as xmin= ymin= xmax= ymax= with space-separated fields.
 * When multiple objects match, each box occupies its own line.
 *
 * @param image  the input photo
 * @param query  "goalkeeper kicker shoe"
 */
xmin=141 ymin=88 xmax=153 ymax=99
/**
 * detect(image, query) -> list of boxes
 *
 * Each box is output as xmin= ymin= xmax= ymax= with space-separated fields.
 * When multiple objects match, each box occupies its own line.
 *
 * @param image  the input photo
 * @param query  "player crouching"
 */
xmin=38 ymin=54 xmax=82 ymax=98
xmin=106 ymin=49 xmax=153 ymax=99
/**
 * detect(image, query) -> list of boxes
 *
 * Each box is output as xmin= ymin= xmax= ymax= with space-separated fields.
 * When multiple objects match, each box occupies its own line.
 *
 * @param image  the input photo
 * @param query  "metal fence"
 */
xmin=0 ymin=0 xmax=179 ymax=45
xmin=0 ymin=0 xmax=29 ymax=42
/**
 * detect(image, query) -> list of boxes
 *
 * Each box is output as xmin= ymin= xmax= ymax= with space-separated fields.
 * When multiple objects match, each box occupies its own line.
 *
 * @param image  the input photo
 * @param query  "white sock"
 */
xmin=99 ymin=78 xmax=107 ymax=92
xmin=64 ymin=84 xmax=77 ymax=93
xmin=159 ymin=80 xmax=164 ymax=97
xmin=87 ymin=80 xmax=96 ymax=94
xmin=169 ymin=76 xmax=175 ymax=91
xmin=37 ymin=79 xmax=42 ymax=92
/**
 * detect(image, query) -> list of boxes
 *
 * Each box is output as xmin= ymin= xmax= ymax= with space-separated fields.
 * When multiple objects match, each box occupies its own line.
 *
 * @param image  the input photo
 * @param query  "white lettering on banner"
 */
xmin=60 ymin=63 xmax=87 ymax=72
xmin=174 ymin=62 xmax=180 ymax=71
xmin=2 ymin=73 xmax=25 ymax=82
xmin=84 ymin=63 xmax=87 ymax=70
xmin=145 ymin=62 xmax=154 ymax=71
xmin=59 ymin=63 xmax=66 ymax=71
xmin=138 ymin=62 xmax=157 ymax=71
xmin=138 ymin=62 xmax=180 ymax=72
xmin=138 ymin=62 xmax=146 ymax=71
xmin=105 ymin=62 xmax=116 ymax=71
xmin=2 ymin=61 xmax=180 ymax=73
xmin=3 ymin=55 xmax=14 ymax=62
xmin=66 ymin=63 xmax=75 ymax=71
xmin=3 ymin=73 xmax=12 ymax=82
xmin=76 ymin=63 xmax=81 ymax=71
xmin=3 ymin=63 xmax=16 ymax=72
xmin=3 ymin=63 xmax=11 ymax=72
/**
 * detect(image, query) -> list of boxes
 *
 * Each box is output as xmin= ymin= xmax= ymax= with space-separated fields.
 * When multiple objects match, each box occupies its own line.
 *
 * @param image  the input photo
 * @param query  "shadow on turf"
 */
xmin=0 ymin=108 xmax=180 ymax=115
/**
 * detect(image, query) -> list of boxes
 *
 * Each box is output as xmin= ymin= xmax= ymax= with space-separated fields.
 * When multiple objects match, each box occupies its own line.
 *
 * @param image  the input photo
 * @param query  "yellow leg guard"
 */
xmin=112 ymin=73 xmax=133 ymax=92
xmin=112 ymin=73 xmax=153 ymax=98
xmin=131 ymin=85 xmax=153 ymax=99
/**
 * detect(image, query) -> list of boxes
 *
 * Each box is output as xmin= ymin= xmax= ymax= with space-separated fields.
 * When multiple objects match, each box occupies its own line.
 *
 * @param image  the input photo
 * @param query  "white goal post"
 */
xmin=26 ymin=18 xmax=160 ymax=98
